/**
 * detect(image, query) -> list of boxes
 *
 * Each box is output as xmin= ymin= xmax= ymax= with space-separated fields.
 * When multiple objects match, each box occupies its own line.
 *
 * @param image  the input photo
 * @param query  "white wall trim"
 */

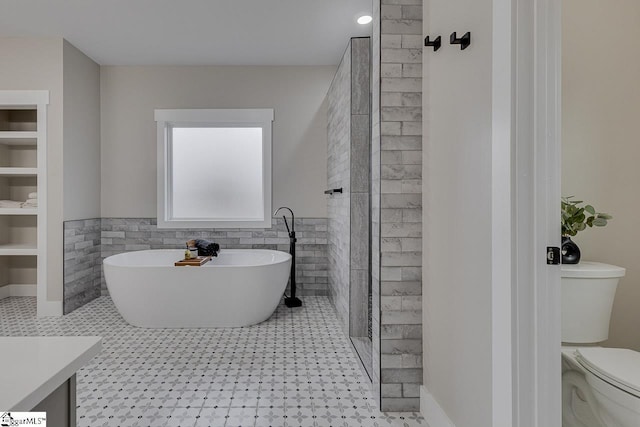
xmin=37 ymin=299 xmax=63 ymax=317
xmin=0 ymin=90 xmax=49 ymax=105
xmin=420 ymin=386 xmax=456 ymax=427
xmin=36 ymin=92 xmax=50 ymax=318
xmin=154 ymin=108 xmax=274 ymax=123
xmin=0 ymin=284 xmax=37 ymax=299
xmin=511 ymin=0 xmax=562 ymax=424
xmin=8 ymin=284 xmax=37 ymax=297
xmin=155 ymin=108 xmax=274 ymax=229
xmin=491 ymin=0 xmax=514 ymax=424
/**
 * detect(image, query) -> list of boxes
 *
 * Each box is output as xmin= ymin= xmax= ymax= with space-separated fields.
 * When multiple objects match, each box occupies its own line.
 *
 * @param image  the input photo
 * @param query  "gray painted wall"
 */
xmin=63 ymin=40 xmax=101 ymax=221
xmin=562 ymin=0 xmax=640 ymax=352
xmin=61 ymin=42 xmax=102 ymax=313
xmin=423 ymin=0 xmax=495 ymax=422
xmin=100 ymin=65 xmax=334 ymax=219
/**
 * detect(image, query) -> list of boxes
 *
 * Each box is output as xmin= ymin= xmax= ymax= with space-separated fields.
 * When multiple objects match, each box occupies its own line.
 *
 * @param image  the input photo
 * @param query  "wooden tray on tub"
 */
xmin=174 ymin=256 xmax=212 ymax=266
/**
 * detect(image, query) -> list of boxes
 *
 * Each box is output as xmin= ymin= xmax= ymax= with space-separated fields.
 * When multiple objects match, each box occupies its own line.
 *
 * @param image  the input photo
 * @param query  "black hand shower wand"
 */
xmin=274 ymin=206 xmax=302 ymax=307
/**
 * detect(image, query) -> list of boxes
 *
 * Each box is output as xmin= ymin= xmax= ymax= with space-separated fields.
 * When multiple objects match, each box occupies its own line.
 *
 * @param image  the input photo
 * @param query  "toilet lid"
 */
xmin=576 ymin=348 xmax=640 ymax=398
xmin=561 ymin=261 xmax=626 ymax=278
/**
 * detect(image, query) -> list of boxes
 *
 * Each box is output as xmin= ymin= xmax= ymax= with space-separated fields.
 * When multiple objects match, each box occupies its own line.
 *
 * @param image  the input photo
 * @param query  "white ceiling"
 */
xmin=0 ymin=0 xmax=373 ymax=66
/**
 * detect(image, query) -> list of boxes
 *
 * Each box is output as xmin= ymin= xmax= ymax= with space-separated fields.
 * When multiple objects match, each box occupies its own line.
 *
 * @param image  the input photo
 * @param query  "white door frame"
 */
xmin=491 ymin=0 xmax=515 ymax=425
xmin=510 ymin=0 xmax=562 ymax=425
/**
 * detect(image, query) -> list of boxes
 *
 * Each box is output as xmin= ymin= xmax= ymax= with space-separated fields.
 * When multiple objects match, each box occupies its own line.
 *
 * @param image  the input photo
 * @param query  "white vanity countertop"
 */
xmin=0 ymin=336 xmax=101 ymax=410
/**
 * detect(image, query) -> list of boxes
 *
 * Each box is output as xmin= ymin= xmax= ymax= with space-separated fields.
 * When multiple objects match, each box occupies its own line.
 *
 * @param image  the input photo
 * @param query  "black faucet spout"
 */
xmin=273 ymin=206 xmax=301 ymax=308
xmin=274 ymin=206 xmax=295 ymax=234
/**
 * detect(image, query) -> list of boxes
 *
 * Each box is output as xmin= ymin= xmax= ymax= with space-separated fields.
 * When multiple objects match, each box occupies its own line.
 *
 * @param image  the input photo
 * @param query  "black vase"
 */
xmin=562 ymin=236 xmax=581 ymax=264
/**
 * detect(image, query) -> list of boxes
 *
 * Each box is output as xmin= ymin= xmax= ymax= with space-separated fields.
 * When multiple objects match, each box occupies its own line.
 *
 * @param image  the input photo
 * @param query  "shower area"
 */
xmin=326 ymin=1 xmax=423 ymax=412
xmin=327 ymin=37 xmax=373 ymax=378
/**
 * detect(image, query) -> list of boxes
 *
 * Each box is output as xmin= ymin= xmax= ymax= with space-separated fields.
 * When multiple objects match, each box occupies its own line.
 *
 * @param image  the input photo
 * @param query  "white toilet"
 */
xmin=561 ymin=261 xmax=640 ymax=427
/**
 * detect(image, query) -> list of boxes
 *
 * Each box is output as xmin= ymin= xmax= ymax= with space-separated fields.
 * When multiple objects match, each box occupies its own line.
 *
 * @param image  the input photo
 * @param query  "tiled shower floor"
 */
xmin=0 ymin=296 xmax=426 ymax=427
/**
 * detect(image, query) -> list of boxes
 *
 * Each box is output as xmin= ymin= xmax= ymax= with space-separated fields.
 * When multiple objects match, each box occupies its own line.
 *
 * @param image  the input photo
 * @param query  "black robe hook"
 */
xmin=424 ymin=35 xmax=441 ymax=51
xmin=450 ymin=32 xmax=471 ymax=50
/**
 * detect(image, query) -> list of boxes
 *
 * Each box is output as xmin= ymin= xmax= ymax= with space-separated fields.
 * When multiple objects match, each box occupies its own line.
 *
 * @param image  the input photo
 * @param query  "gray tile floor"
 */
xmin=0 ymin=296 xmax=426 ymax=427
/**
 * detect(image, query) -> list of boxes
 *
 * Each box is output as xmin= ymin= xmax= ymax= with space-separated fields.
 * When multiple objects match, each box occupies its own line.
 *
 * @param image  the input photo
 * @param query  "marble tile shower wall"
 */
xmin=376 ymin=0 xmax=424 ymax=412
xmin=349 ymin=38 xmax=372 ymax=343
xmin=99 ymin=217 xmax=329 ymax=296
xmin=371 ymin=0 xmax=383 ymax=407
xmin=63 ymin=219 xmax=102 ymax=314
xmin=327 ymin=36 xmax=371 ymax=355
xmin=327 ymin=39 xmax=352 ymax=333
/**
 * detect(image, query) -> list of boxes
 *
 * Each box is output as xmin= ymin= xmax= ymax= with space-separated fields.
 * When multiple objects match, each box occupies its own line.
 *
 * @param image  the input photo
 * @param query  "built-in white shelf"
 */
xmin=0 ymin=167 xmax=38 ymax=177
xmin=0 ymin=90 xmax=48 ymax=315
xmin=0 ymin=131 xmax=37 ymax=145
xmin=0 ymin=243 xmax=38 ymax=256
xmin=0 ymin=208 xmax=38 ymax=215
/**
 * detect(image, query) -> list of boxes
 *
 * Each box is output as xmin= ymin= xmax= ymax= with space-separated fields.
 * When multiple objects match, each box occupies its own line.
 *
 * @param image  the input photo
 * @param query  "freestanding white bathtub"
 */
xmin=103 ymin=249 xmax=292 ymax=328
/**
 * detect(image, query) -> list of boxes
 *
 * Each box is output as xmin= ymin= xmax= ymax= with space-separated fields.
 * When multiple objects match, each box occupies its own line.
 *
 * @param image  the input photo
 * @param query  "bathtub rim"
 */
xmin=103 ymin=248 xmax=292 ymax=269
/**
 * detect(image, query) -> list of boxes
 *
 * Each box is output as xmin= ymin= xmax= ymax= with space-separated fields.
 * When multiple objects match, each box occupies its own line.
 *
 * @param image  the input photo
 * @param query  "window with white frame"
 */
xmin=155 ymin=109 xmax=273 ymax=228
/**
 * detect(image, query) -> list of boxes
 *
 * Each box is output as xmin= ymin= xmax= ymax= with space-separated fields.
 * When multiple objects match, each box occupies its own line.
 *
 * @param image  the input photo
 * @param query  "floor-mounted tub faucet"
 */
xmin=274 ymin=206 xmax=302 ymax=308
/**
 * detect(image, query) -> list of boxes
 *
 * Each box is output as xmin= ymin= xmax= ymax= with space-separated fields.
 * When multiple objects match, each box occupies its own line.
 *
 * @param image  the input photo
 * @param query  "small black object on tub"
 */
xmin=187 ymin=239 xmax=220 ymax=257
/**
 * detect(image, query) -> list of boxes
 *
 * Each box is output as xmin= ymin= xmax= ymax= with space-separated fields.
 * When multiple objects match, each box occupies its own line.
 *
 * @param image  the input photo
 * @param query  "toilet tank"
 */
xmin=562 ymin=262 xmax=626 ymax=344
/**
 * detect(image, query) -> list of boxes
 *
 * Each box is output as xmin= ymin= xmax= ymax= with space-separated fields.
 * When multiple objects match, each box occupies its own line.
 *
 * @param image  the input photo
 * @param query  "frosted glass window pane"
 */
xmin=171 ymin=127 xmax=264 ymax=220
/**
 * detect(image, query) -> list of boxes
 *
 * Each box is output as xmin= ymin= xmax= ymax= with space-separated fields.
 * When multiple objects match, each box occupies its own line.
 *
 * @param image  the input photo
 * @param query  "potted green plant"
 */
xmin=561 ymin=196 xmax=612 ymax=264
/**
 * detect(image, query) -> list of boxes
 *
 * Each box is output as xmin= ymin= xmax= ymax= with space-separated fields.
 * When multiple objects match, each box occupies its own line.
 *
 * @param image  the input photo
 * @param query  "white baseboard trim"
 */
xmin=0 ymin=284 xmax=37 ymax=299
xmin=37 ymin=299 xmax=63 ymax=317
xmin=420 ymin=385 xmax=456 ymax=427
xmin=9 ymin=284 xmax=37 ymax=296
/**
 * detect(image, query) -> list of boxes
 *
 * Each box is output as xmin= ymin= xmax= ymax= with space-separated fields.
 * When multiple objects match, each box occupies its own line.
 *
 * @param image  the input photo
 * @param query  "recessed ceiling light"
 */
xmin=357 ymin=15 xmax=373 ymax=25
